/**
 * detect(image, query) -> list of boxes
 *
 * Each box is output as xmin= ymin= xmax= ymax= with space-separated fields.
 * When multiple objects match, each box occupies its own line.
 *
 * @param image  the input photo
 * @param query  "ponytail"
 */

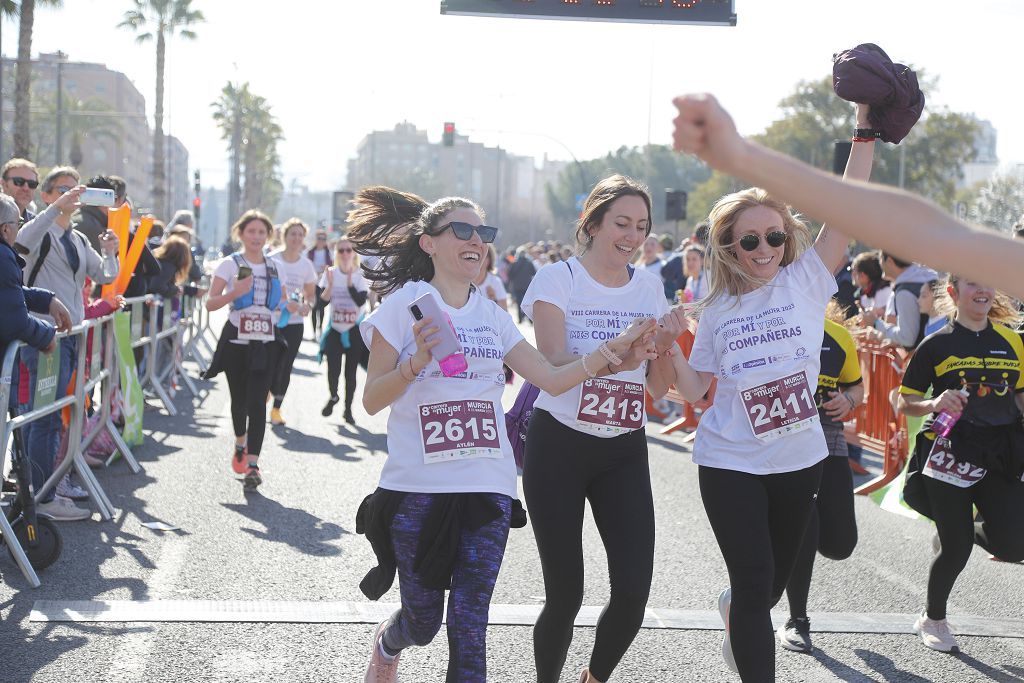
xmin=346 ymin=185 xmax=483 ymax=296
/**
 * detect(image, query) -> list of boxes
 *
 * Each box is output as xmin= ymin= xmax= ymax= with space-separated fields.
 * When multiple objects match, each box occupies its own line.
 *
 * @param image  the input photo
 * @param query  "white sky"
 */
xmin=6 ymin=0 xmax=1023 ymax=191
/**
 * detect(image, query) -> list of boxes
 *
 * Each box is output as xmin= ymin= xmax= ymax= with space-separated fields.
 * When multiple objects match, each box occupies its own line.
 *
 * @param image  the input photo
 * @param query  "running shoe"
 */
xmin=243 ymin=464 xmax=262 ymax=491
xmin=270 ymin=407 xmax=286 ymax=426
xmin=57 ymin=474 xmax=89 ymax=502
xmin=344 ymin=408 xmax=355 ymax=426
xmin=364 ymin=620 xmax=401 ymax=683
xmin=719 ymin=587 xmax=738 ymax=672
xmin=777 ymin=616 xmax=813 ymax=653
xmin=37 ymin=495 xmax=91 ymax=521
xmin=322 ymin=395 xmax=340 ymax=417
xmin=849 ymin=459 xmax=870 ymax=476
xmin=231 ymin=444 xmax=248 ymax=475
xmin=913 ymin=613 xmax=959 ymax=652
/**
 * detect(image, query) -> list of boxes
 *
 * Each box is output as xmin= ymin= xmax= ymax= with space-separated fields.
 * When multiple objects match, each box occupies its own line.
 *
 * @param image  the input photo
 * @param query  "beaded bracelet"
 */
xmin=598 ymin=341 xmax=622 ymax=366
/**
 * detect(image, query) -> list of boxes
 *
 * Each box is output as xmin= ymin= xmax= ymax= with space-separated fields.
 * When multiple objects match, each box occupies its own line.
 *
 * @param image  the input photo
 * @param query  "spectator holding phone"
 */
xmin=15 ymin=181 xmax=118 ymax=521
xmin=346 ymin=185 xmax=655 ymax=683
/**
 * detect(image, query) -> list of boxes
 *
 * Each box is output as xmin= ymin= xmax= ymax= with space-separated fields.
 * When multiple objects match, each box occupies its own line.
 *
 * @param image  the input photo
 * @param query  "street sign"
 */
xmin=441 ymin=0 xmax=737 ymax=25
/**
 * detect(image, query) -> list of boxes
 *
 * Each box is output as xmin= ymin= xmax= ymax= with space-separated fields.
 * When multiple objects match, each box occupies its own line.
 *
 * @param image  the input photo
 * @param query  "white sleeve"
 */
xmin=359 ymin=288 xmax=413 ymax=353
xmin=497 ymin=308 xmax=526 ymax=354
xmin=787 ymin=248 xmax=838 ymax=302
xmin=688 ymin=311 xmax=717 ymax=373
xmin=521 ymin=262 xmax=571 ymax=320
xmin=303 ymin=259 xmax=317 ymax=286
xmin=353 ymin=271 xmax=370 ymax=293
xmin=318 ymin=269 xmax=329 ymax=289
xmin=213 ymin=257 xmax=237 ymax=283
xmin=874 ymin=286 xmax=891 ymax=310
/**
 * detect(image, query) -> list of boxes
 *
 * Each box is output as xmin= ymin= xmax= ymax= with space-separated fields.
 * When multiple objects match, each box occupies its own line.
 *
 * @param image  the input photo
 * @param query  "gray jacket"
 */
xmin=15 ymin=204 xmax=119 ymax=325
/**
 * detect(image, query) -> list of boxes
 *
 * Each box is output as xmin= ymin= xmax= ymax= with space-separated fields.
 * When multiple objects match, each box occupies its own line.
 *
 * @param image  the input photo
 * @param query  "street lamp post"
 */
xmin=55 ymin=51 xmax=66 ymax=165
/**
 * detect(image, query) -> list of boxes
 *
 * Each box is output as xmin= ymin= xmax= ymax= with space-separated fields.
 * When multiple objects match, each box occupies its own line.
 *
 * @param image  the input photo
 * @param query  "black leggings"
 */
xmin=271 ymin=324 xmax=304 ymax=408
xmin=523 ymin=409 xmax=654 ymax=683
xmin=223 ymin=341 xmax=281 ymax=456
xmin=784 ymin=455 xmax=858 ymax=618
xmin=324 ymin=327 xmax=367 ymax=410
xmin=923 ymin=472 xmax=1024 ymax=620
xmin=699 ymin=461 xmax=824 ymax=683
xmin=312 ymin=286 xmax=327 ymax=333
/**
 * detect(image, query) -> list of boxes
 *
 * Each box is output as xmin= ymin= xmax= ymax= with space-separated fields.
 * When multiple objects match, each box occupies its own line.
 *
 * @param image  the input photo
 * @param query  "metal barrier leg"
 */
xmin=105 ymin=418 xmax=141 ymax=474
xmin=71 ymin=452 xmax=114 ymax=521
xmin=0 ymin=509 xmax=41 ymax=588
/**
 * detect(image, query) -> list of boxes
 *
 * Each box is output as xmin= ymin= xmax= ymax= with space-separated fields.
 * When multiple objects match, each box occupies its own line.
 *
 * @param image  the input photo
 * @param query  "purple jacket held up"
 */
xmin=832 ymin=43 xmax=925 ymax=144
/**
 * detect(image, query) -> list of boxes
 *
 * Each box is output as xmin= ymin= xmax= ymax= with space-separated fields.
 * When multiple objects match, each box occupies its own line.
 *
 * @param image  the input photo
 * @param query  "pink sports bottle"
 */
xmin=931 ymin=389 xmax=969 ymax=438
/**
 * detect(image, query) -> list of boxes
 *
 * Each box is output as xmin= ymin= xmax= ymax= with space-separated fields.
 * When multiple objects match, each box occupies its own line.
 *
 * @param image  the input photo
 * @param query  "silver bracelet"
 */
xmin=580 ymin=353 xmax=599 ymax=379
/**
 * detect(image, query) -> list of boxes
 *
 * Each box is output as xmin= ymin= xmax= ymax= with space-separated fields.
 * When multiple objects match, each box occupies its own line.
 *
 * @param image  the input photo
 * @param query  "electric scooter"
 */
xmin=2 ymin=418 xmax=62 ymax=571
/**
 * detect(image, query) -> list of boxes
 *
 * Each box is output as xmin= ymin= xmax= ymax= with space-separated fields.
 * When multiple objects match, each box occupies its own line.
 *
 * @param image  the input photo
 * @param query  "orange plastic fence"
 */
xmin=846 ymin=340 xmax=911 ymax=495
xmin=657 ymin=331 xmax=912 ymax=492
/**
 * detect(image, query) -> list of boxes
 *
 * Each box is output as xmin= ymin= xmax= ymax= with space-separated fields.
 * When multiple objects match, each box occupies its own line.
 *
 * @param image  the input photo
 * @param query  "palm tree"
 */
xmin=12 ymin=0 xmax=63 ymax=159
xmin=118 ymin=0 xmax=203 ymax=219
xmin=211 ymin=82 xmax=284 ymax=218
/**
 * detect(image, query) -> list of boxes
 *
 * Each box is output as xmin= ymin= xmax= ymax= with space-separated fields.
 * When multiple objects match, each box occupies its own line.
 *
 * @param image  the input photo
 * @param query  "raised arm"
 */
xmin=814 ymin=103 xmax=875 ymax=275
xmin=672 ymin=94 xmax=1024 ymax=301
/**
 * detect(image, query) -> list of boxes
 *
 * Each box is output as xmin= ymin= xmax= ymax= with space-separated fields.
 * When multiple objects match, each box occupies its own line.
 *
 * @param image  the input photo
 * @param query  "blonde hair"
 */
xmin=934 ymin=275 xmax=1022 ymax=329
xmin=333 ymin=234 xmax=361 ymax=272
xmin=152 ymin=236 xmax=193 ymax=284
xmin=699 ymin=187 xmax=813 ymax=311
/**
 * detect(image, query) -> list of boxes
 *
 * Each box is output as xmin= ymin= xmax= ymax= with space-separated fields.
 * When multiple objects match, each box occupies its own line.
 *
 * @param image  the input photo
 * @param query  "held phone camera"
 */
xmin=237 ymin=266 xmax=253 ymax=280
xmin=408 ymin=292 xmax=467 ymax=377
xmin=79 ymin=188 xmax=116 ymax=207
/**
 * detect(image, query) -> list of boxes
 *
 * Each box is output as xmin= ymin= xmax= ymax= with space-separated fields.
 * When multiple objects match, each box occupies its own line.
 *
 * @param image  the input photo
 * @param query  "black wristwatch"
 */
xmin=853 ymin=128 xmax=883 ymax=140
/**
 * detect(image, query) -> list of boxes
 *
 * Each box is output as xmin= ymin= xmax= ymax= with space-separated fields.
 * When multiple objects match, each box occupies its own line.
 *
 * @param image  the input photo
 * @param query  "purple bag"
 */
xmin=505 ymin=381 xmax=540 ymax=474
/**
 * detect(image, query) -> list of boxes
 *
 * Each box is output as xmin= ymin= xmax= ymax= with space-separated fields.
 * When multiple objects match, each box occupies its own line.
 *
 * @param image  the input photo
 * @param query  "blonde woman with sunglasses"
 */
xmin=662 ymin=104 xmax=876 ymax=681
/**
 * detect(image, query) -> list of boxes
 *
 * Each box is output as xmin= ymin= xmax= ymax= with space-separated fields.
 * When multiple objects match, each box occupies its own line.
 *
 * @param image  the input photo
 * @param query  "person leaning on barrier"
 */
xmin=14 ymin=183 xmax=118 ymax=522
xmin=0 ymin=193 xmax=71 ymax=353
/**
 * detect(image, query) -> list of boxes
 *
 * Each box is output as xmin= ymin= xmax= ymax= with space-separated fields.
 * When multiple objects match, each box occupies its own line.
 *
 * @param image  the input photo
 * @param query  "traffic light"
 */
xmin=443 ymin=122 xmax=455 ymax=147
xmin=665 ymin=190 xmax=687 ymax=222
xmin=193 ymin=170 xmax=201 ymax=223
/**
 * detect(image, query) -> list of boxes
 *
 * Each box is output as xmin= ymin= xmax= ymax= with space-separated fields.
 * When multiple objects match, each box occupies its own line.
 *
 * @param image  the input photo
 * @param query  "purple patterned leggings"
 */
xmin=381 ymin=493 xmax=511 ymax=683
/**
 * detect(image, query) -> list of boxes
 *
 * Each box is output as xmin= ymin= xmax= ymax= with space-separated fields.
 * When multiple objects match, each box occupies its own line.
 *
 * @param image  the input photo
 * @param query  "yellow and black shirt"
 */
xmin=817 ymin=318 xmax=863 ymax=427
xmin=901 ymin=320 xmax=1024 ymax=430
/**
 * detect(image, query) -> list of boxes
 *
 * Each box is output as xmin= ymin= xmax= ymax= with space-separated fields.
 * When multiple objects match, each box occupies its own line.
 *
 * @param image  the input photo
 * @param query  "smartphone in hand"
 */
xmin=408 ymin=292 xmax=467 ymax=377
xmin=237 ymin=266 xmax=253 ymax=280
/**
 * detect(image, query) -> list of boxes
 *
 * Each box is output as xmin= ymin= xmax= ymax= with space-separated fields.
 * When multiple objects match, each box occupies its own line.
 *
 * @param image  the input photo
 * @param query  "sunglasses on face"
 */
xmin=428 ymin=221 xmax=498 ymax=243
xmin=55 ymin=184 xmax=74 ymax=194
xmin=317 ymin=236 xmax=327 ymax=241
xmin=6 ymin=177 xmax=39 ymax=189
xmin=337 ymin=247 xmax=353 ymax=253
xmin=736 ymin=230 xmax=787 ymax=252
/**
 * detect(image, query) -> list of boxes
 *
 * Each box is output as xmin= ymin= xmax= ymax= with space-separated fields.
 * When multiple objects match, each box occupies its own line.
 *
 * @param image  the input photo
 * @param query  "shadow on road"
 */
xmin=808 ymin=647 xmax=876 ymax=681
xmin=953 ymin=652 xmax=1024 ymax=682
xmin=855 ymin=649 xmax=933 ymax=682
xmin=271 ymin=424 xmax=359 ymax=461
xmin=222 ymin=496 xmax=348 ymax=557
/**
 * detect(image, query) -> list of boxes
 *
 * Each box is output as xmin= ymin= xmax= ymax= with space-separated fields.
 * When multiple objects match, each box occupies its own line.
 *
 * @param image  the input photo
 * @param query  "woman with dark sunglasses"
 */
xmin=522 ymin=174 xmax=690 ymax=683
xmin=658 ymin=104 xmax=877 ymax=681
xmin=318 ymin=235 xmax=369 ymax=425
xmin=347 ymin=185 xmax=656 ymax=683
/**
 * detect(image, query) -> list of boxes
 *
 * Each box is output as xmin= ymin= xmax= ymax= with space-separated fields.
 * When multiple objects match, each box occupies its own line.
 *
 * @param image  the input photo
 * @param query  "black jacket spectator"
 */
xmin=0 ymin=239 xmax=55 ymax=351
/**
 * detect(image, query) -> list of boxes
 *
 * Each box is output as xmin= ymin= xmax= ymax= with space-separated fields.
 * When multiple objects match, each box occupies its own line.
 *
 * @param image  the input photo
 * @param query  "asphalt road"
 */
xmin=2 ymin=322 xmax=1023 ymax=682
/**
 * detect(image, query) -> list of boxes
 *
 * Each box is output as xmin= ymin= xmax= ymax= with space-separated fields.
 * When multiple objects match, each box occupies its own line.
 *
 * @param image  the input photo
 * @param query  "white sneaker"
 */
xmin=37 ymin=495 xmax=91 ymax=521
xmin=57 ymin=474 xmax=89 ymax=501
xmin=913 ymin=614 xmax=959 ymax=652
xmin=719 ymin=587 xmax=738 ymax=672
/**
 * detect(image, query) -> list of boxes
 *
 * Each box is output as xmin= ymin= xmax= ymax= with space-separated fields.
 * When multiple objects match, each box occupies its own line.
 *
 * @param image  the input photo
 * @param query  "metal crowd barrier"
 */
xmin=0 ymin=315 xmax=131 ymax=586
xmin=2 ymin=288 xmax=211 ymax=587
